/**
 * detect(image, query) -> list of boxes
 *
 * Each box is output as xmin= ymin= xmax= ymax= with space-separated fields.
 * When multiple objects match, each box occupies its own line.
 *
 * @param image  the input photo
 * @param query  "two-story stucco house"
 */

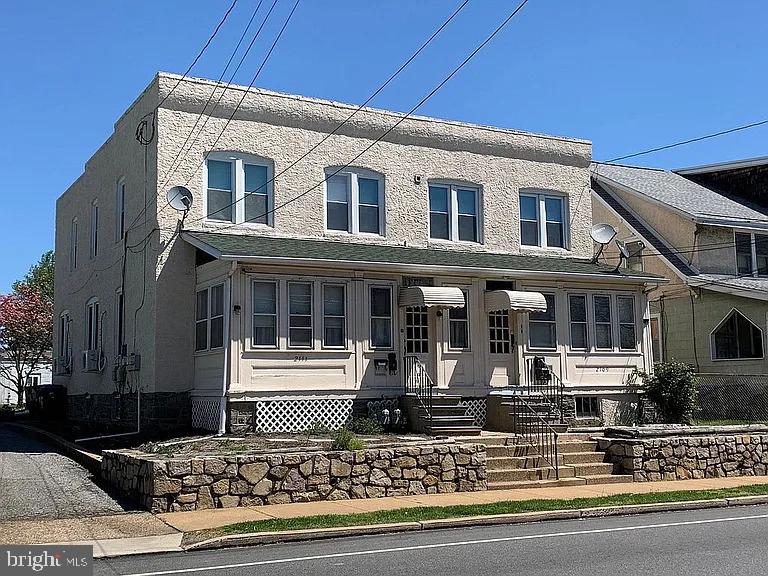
xmin=54 ymin=73 xmax=663 ymax=435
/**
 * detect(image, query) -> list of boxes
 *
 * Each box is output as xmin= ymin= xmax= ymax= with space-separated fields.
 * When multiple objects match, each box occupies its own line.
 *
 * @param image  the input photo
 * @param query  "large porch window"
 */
xmin=288 ymin=282 xmax=313 ymax=348
xmin=252 ymin=281 xmax=278 ymax=348
xmin=196 ymin=283 xmax=225 ymax=352
xmin=528 ymin=293 xmax=556 ymax=349
xmin=370 ymin=286 xmax=393 ymax=349
xmin=448 ymin=290 xmax=470 ymax=350
xmin=322 ymin=284 xmax=346 ymax=348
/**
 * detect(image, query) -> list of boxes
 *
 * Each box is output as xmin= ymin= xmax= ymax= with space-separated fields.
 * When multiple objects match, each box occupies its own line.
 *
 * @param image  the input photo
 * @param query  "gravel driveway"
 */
xmin=0 ymin=424 xmax=128 ymax=520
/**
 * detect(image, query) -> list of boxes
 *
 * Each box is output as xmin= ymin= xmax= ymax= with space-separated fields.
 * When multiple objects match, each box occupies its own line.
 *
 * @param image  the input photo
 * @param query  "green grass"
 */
xmin=189 ymin=483 xmax=768 ymax=543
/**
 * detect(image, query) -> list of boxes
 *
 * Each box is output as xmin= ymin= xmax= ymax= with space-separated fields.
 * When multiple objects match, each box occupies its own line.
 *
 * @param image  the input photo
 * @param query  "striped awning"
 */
xmin=484 ymin=290 xmax=547 ymax=313
xmin=398 ymin=286 xmax=465 ymax=308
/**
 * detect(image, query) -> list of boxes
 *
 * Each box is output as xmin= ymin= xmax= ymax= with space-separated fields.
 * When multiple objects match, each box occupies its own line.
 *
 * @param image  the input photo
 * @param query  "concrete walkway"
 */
xmin=159 ymin=474 xmax=768 ymax=532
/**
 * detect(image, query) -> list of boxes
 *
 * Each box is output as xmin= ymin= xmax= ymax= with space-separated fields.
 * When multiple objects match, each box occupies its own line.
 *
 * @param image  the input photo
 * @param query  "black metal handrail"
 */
xmin=526 ymin=357 xmax=565 ymax=423
xmin=404 ymin=355 xmax=434 ymax=424
xmin=510 ymin=395 xmax=560 ymax=478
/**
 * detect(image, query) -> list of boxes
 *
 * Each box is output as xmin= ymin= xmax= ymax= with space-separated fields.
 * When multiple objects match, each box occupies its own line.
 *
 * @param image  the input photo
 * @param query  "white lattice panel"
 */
xmin=459 ymin=398 xmax=487 ymax=428
xmin=367 ymin=399 xmax=399 ymax=419
xmin=254 ymin=398 xmax=353 ymax=433
xmin=192 ymin=398 xmax=222 ymax=431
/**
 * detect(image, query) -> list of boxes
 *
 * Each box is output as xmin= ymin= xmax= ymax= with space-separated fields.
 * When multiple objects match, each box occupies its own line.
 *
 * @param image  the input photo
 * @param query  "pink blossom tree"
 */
xmin=0 ymin=284 xmax=53 ymax=407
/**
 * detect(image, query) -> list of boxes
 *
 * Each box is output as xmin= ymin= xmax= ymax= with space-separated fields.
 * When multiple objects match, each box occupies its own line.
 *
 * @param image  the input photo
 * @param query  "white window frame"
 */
xmin=59 ymin=311 xmax=71 ymax=361
xmin=447 ymin=288 xmax=471 ymax=351
xmin=568 ymin=293 xmax=589 ymax=351
xmin=428 ymin=181 xmax=482 ymax=244
xmin=89 ymin=201 xmax=99 ymax=259
xmin=617 ymin=295 xmax=638 ymax=351
xmin=592 ymin=294 xmax=614 ymax=351
xmin=734 ymin=230 xmax=768 ymax=277
xmin=116 ymin=178 xmax=126 ymax=242
xmin=575 ymin=396 xmax=601 ymax=419
xmin=287 ymin=281 xmax=314 ymax=349
xmin=85 ymin=297 xmax=100 ymax=351
xmin=650 ymin=313 xmax=663 ymax=363
xmin=488 ymin=310 xmax=511 ymax=355
xmin=203 ymin=152 xmax=275 ymax=227
xmin=195 ymin=283 xmax=226 ymax=353
xmin=26 ymin=374 xmax=41 ymax=387
xmin=527 ymin=292 xmax=557 ymax=351
xmin=251 ymin=280 xmax=279 ymax=349
xmin=323 ymin=168 xmax=385 ymax=236
xmin=70 ymin=218 xmax=78 ymax=272
xmin=519 ymin=191 xmax=569 ymax=250
xmin=710 ymin=307 xmax=764 ymax=361
xmin=321 ymin=283 xmax=347 ymax=349
xmin=369 ymin=285 xmax=394 ymax=350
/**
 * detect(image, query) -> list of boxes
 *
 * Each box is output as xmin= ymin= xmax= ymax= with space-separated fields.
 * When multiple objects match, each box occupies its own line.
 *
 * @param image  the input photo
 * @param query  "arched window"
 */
xmin=711 ymin=309 xmax=763 ymax=360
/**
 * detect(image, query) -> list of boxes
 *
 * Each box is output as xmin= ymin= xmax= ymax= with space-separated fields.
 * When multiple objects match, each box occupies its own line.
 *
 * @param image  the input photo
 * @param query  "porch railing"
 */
xmin=404 ymin=355 xmax=434 ymax=425
xmin=510 ymin=395 xmax=560 ymax=478
xmin=526 ymin=357 xmax=565 ymax=423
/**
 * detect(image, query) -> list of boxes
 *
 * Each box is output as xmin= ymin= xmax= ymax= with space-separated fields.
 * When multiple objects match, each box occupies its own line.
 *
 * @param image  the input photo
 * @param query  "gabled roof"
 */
xmin=592 ymin=162 xmax=768 ymax=227
xmin=675 ymin=155 xmax=768 ymax=175
xmin=182 ymin=231 xmax=665 ymax=284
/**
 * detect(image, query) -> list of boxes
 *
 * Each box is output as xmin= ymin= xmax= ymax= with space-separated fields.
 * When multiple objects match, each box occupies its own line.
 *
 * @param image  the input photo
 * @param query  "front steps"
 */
xmin=403 ymin=394 xmax=482 ymax=436
xmin=482 ymin=434 xmax=634 ymax=489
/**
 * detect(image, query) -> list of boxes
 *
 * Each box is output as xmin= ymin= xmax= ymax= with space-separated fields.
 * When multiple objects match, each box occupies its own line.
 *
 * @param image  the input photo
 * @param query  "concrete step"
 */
xmin=426 ymin=415 xmax=476 ymax=426
xmin=487 ymin=455 xmax=564 ymax=470
xmin=584 ymin=474 xmax=634 ymax=485
xmin=488 ymin=477 xmax=587 ymax=490
xmin=476 ymin=436 xmax=519 ymax=446
xmin=570 ymin=462 xmax=616 ymax=476
xmin=418 ymin=406 xmax=467 ymax=417
xmin=561 ymin=451 xmax=607 ymax=465
xmin=430 ymin=395 xmax=463 ymax=406
xmin=489 ymin=466 xmax=574 ymax=482
xmin=487 ymin=444 xmax=541 ymax=458
xmin=558 ymin=441 xmax=599 ymax=454
xmin=428 ymin=425 xmax=482 ymax=437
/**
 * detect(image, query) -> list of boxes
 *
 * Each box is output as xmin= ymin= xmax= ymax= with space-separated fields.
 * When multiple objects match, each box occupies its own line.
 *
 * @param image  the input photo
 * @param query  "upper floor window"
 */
xmin=712 ymin=309 xmax=763 ymax=360
xmin=735 ymin=232 xmax=768 ymax=276
xmin=70 ymin=218 xmax=78 ymax=272
xmin=196 ymin=283 xmax=225 ymax=352
xmin=520 ymin=192 xmax=567 ymax=249
xmin=429 ymin=183 xmax=480 ymax=243
xmin=325 ymin=169 xmax=384 ymax=235
xmin=89 ymin=201 xmax=99 ymax=259
xmin=206 ymin=153 xmax=273 ymax=225
xmin=58 ymin=311 xmax=71 ymax=361
xmin=116 ymin=178 xmax=126 ymax=241
xmin=115 ymin=290 xmax=125 ymax=356
xmin=85 ymin=298 xmax=100 ymax=351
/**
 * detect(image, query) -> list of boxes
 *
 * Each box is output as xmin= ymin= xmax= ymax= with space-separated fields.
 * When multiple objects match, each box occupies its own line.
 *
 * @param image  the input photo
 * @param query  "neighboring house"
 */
xmin=0 ymin=357 xmax=53 ymax=406
xmin=54 ymin=73 xmax=663 ymax=434
xmin=592 ymin=161 xmax=768 ymax=376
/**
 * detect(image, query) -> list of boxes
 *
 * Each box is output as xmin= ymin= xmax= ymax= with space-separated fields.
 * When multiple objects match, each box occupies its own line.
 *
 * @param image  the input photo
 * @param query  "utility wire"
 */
xmin=185 ymin=0 xmax=472 ymax=225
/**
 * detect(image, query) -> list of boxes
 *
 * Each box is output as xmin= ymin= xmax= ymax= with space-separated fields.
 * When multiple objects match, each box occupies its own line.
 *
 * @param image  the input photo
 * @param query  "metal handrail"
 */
xmin=526 ymin=357 xmax=565 ymax=423
xmin=510 ymin=395 xmax=560 ymax=478
xmin=404 ymin=355 xmax=434 ymax=425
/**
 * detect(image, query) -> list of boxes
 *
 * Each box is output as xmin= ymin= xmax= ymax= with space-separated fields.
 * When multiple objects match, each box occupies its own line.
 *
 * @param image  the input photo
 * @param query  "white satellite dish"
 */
xmin=616 ymin=239 xmax=631 ymax=260
xmin=167 ymin=186 xmax=193 ymax=212
xmin=590 ymin=223 xmax=618 ymax=263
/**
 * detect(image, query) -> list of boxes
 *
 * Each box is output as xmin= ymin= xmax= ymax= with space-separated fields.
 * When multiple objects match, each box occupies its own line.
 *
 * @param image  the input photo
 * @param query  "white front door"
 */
xmin=403 ymin=306 xmax=436 ymax=382
xmin=487 ymin=310 xmax=516 ymax=386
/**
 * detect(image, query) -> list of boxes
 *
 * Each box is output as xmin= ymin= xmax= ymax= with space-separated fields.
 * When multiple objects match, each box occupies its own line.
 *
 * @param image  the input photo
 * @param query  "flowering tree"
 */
xmin=0 ymin=284 xmax=53 ymax=407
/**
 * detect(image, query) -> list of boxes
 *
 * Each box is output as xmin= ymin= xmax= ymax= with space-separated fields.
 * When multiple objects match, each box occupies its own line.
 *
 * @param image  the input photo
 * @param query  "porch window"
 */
xmin=370 ymin=286 xmax=393 ymax=349
xmin=196 ymin=284 xmax=225 ymax=352
xmin=85 ymin=298 xmax=100 ymax=351
xmin=488 ymin=311 xmax=510 ymax=354
xmin=448 ymin=290 xmax=470 ymax=350
xmin=617 ymin=296 xmax=636 ymax=350
xmin=288 ymin=282 xmax=313 ymax=348
xmin=252 ymin=281 xmax=278 ymax=348
xmin=520 ymin=192 xmax=567 ymax=249
xmin=206 ymin=154 xmax=274 ymax=225
xmin=593 ymin=295 xmax=613 ymax=350
xmin=575 ymin=396 xmax=600 ymax=418
xmin=429 ymin=183 xmax=481 ymax=243
xmin=325 ymin=169 xmax=384 ymax=235
xmin=89 ymin=201 xmax=99 ymax=259
xmin=528 ymin=293 xmax=556 ymax=349
xmin=568 ymin=294 xmax=588 ymax=350
xmin=322 ymin=284 xmax=346 ymax=348
xmin=711 ymin=309 xmax=763 ymax=360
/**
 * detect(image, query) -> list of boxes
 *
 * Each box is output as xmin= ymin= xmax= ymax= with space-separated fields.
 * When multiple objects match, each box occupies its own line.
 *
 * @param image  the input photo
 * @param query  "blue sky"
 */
xmin=1 ymin=0 xmax=767 ymax=292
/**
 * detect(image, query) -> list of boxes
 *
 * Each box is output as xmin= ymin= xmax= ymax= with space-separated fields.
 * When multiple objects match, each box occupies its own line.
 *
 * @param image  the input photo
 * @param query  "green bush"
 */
xmin=636 ymin=361 xmax=699 ymax=424
xmin=345 ymin=417 xmax=384 ymax=436
xmin=331 ymin=428 xmax=366 ymax=451
xmin=304 ymin=420 xmax=333 ymax=436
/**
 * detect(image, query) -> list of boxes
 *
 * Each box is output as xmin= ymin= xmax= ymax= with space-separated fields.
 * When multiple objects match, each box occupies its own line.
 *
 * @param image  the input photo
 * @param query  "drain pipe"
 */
xmin=75 ymin=389 xmax=141 ymax=443
xmin=218 ymin=261 xmax=237 ymax=435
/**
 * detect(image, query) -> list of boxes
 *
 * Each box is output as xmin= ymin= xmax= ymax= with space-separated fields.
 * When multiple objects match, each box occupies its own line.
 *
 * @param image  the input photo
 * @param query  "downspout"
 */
xmin=219 ymin=261 xmax=237 ymax=435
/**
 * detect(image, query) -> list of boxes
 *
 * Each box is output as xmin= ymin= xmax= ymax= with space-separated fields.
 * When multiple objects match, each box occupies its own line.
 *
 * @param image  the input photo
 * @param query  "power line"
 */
xmin=186 ymin=0 xmax=472 ymax=226
xmin=204 ymin=0 xmax=532 ymax=234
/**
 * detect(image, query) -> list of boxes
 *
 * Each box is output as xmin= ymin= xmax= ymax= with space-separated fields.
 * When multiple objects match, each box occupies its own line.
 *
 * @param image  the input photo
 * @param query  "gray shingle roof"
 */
xmin=592 ymin=163 xmax=768 ymax=224
xmin=184 ymin=231 xmax=664 ymax=281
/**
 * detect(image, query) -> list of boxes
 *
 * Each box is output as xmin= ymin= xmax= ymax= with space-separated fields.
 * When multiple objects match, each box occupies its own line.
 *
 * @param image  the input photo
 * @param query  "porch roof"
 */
xmin=182 ymin=231 xmax=666 ymax=284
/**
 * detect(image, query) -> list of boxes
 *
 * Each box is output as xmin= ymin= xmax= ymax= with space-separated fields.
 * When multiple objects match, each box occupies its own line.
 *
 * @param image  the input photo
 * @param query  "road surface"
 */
xmin=0 ymin=424 xmax=127 ymax=520
xmin=96 ymin=503 xmax=768 ymax=576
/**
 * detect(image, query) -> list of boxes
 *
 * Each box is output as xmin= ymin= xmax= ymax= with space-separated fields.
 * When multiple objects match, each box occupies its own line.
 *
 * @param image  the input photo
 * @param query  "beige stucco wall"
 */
xmin=695 ymin=225 xmax=737 ymax=275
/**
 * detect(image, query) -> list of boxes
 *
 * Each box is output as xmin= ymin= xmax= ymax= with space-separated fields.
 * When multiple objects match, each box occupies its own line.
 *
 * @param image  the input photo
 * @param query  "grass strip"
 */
xmin=190 ymin=483 xmax=768 ymax=542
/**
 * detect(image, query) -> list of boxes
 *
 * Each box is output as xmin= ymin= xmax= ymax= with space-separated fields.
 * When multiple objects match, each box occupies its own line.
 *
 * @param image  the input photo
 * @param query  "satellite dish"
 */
xmin=616 ymin=239 xmax=631 ymax=260
xmin=590 ymin=223 xmax=618 ymax=245
xmin=167 ymin=186 xmax=193 ymax=212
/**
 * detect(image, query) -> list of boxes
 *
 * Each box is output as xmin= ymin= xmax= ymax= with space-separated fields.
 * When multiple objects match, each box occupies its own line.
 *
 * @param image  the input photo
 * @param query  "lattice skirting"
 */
xmin=459 ymin=397 xmax=487 ymax=428
xmin=243 ymin=398 xmax=354 ymax=433
xmin=192 ymin=397 xmax=222 ymax=432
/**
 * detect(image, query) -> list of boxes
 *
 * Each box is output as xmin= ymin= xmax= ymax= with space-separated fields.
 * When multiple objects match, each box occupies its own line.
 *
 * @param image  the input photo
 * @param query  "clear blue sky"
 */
xmin=1 ymin=0 xmax=766 ymax=292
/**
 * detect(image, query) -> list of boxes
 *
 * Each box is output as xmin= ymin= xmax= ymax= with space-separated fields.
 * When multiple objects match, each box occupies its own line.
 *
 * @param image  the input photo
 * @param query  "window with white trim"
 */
xmin=428 ymin=183 xmax=480 ymax=243
xmin=195 ymin=284 xmax=225 ymax=352
xmin=89 ymin=201 xmax=99 ymax=259
xmin=575 ymin=396 xmax=600 ymax=419
xmin=288 ymin=282 xmax=313 ymax=348
xmin=712 ymin=309 xmax=763 ymax=360
xmin=528 ymin=293 xmax=556 ymax=349
xmin=520 ymin=192 xmax=567 ymax=249
xmin=448 ymin=290 xmax=470 ymax=350
xmin=322 ymin=284 xmax=346 ymax=348
xmin=735 ymin=232 xmax=768 ymax=276
xmin=206 ymin=154 xmax=274 ymax=225
xmin=116 ymin=179 xmax=126 ymax=241
xmin=325 ymin=169 xmax=384 ymax=235
xmin=70 ymin=218 xmax=78 ymax=271
xmin=370 ymin=286 xmax=393 ymax=349
xmin=488 ymin=310 xmax=511 ymax=354
xmin=251 ymin=281 xmax=278 ymax=348
xmin=568 ymin=294 xmax=588 ymax=350
xmin=593 ymin=295 xmax=613 ymax=350
xmin=59 ymin=311 xmax=71 ymax=362
xmin=85 ymin=298 xmax=100 ymax=351
xmin=617 ymin=296 xmax=637 ymax=350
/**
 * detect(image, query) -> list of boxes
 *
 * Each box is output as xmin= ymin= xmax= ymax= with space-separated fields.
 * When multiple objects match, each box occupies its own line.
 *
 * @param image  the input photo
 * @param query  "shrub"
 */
xmin=304 ymin=420 xmax=332 ymax=436
xmin=636 ymin=361 xmax=699 ymax=424
xmin=331 ymin=428 xmax=366 ymax=451
xmin=345 ymin=417 xmax=384 ymax=436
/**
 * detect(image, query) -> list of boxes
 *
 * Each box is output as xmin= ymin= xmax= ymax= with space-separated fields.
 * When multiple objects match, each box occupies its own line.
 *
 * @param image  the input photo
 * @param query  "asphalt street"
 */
xmin=0 ymin=424 xmax=127 ymax=520
xmin=96 ymin=504 xmax=768 ymax=576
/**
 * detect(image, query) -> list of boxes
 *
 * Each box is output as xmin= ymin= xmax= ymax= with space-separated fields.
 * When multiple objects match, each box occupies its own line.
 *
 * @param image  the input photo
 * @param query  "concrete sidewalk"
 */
xmin=159 ymin=475 xmax=768 ymax=532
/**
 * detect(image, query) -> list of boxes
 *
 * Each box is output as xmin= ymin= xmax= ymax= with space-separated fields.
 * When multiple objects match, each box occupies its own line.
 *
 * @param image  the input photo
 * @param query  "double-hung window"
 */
xmin=70 ymin=218 xmax=78 ymax=271
xmin=85 ymin=298 xmax=100 ymax=351
xmin=206 ymin=154 xmax=274 ymax=225
xmin=325 ymin=169 xmax=384 ymax=235
xmin=735 ymin=232 xmax=768 ymax=276
xmin=568 ymin=295 xmax=588 ymax=350
xmin=448 ymin=290 xmax=470 ymax=350
xmin=617 ymin=296 xmax=637 ymax=350
xmin=429 ymin=183 xmax=480 ymax=242
xmin=252 ymin=281 xmax=278 ymax=347
xmin=520 ymin=192 xmax=567 ymax=249
xmin=90 ymin=202 xmax=99 ymax=259
xmin=115 ymin=290 xmax=125 ymax=356
xmin=195 ymin=284 xmax=225 ymax=352
xmin=59 ymin=312 xmax=71 ymax=363
xmin=370 ymin=286 xmax=393 ymax=349
xmin=593 ymin=295 xmax=613 ymax=350
xmin=288 ymin=282 xmax=313 ymax=348
xmin=528 ymin=293 xmax=556 ymax=349
xmin=116 ymin=179 xmax=126 ymax=241
xmin=322 ymin=284 xmax=346 ymax=348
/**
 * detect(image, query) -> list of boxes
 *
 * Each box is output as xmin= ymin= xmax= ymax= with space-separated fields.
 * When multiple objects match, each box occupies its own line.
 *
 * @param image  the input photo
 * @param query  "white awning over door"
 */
xmin=484 ymin=290 xmax=547 ymax=313
xmin=398 ymin=286 xmax=466 ymax=308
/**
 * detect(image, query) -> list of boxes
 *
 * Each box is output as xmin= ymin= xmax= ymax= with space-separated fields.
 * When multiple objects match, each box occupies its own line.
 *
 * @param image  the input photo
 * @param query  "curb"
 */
xmin=182 ymin=496 xmax=767 ymax=552
xmin=5 ymin=423 xmax=102 ymax=475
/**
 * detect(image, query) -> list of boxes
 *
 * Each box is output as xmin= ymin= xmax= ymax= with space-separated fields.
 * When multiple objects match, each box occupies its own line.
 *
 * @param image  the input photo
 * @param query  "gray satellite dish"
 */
xmin=590 ymin=223 xmax=618 ymax=263
xmin=167 ymin=186 xmax=193 ymax=212
xmin=615 ymin=239 xmax=631 ymax=260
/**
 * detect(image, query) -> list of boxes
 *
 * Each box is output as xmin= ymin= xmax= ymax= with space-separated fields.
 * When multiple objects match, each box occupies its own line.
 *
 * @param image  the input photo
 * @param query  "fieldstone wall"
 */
xmin=599 ymin=434 xmax=768 ymax=481
xmin=102 ymin=443 xmax=486 ymax=513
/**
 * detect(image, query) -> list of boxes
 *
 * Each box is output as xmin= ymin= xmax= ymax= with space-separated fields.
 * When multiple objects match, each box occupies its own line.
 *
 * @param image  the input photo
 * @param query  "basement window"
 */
xmin=575 ymin=396 xmax=600 ymax=419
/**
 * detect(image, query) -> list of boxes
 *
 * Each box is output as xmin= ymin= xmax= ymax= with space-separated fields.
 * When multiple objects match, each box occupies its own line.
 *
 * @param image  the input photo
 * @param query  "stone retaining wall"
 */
xmin=599 ymin=434 xmax=768 ymax=482
xmin=102 ymin=443 xmax=486 ymax=513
